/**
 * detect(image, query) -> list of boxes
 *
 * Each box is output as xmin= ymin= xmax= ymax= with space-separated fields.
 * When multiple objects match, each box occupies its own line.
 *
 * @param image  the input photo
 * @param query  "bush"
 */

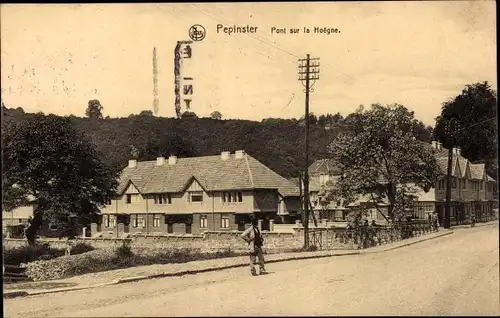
xmin=70 ymin=242 xmax=95 ymax=255
xmin=3 ymin=243 xmax=66 ymax=265
xmin=24 ymin=246 xmax=244 ymax=281
xmin=115 ymin=242 xmax=134 ymax=258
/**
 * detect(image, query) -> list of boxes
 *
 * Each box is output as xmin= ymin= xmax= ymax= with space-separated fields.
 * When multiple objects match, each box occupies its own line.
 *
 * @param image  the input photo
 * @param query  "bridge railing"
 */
xmin=308 ymin=220 xmax=439 ymax=250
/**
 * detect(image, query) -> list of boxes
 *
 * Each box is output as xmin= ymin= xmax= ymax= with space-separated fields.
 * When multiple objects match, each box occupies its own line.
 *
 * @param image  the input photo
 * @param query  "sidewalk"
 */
xmin=4 ymin=229 xmax=453 ymax=299
xmin=450 ymin=219 xmax=498 ymax=230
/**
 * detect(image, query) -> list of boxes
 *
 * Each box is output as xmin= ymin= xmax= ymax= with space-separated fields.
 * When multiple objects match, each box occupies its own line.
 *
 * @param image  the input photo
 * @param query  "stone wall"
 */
xmin=2 ymin=230 xmax=308 ymax=253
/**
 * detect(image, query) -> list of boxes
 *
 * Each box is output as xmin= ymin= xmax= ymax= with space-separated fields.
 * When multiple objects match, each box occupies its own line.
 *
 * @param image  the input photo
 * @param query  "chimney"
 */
xmin=128 ymin=159 xmax=137 ymax=168
xmin=431 ymin=141 xmax=437 ymax=149
xmin=235 ymin=150 xmax=246 ymax=159
xmin=156 ymin=157 xmax=165 ymax=166
xmin=452 ymin=147 xmax=459 ymax=155
xmin=437 ymin=142 xmax=442 ymax=150
xmin=456 ymin=147 xmax=461 ymax=156
xmin=221 ymin=151 xmax=230 ymax=161
xmin=168 ymin=155 xmax=177 ymax=165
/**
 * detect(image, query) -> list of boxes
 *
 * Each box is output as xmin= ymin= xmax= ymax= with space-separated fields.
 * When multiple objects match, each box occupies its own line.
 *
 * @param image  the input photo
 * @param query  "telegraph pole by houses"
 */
xmin=298 ymin=54 xmax=320 ymax=249
xmin=444 ymin=141 xmax=453 ymax=229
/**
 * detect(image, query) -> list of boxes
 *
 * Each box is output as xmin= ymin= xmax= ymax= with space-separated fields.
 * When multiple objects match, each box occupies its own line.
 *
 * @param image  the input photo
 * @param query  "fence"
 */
xmin=308 ymin=220 xmax=439 ymax=250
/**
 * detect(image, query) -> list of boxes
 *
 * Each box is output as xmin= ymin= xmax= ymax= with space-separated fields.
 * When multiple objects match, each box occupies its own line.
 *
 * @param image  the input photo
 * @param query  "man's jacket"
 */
xmin=241 ymin=225 xmax=264 ymax=253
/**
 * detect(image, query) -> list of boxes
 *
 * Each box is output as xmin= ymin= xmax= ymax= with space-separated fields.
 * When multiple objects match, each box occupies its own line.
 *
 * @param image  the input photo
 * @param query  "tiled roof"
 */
xmin=117 ymin=153 xmax=300 ymax=197
xmin=308 ymin=159 xmax=342 ymax=176
xmin=469 ymin=163 xmax=486 ymax=180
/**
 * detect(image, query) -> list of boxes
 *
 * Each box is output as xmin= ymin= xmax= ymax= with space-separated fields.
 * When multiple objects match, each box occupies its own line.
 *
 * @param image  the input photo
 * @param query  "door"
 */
xmin=185 ymin=223 xmax=192 ymax=234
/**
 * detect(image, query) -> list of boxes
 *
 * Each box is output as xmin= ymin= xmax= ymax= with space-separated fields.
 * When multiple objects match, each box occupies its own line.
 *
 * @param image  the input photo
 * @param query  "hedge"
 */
xmin=24 ymin=244 xmax=245 ymax=281
xmin=3 ymin=242 xmax=95 ymax=266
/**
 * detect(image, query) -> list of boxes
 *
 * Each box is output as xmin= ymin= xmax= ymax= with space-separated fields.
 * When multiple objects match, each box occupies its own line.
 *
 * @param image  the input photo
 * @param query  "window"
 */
xmin=452 ymin=178 xmax=457 ymax=189
xmin=132 ymin=215 xmax=146 ymax=228
xmin=138 ymin=215 xmax=146 ymax=228
xmin=437 ymin=179 xmax=445 ymax=190
xmin=189 ymin=191 xmax=204 ymax=202
xmin=222 ymin=191 xmax=243 ymax=203
xmin=126 ymin=194 xmax=139 ymax=204
xmin=200 ymin=215 xmax=208 ymax=228
xmin=319 ymin=174 xmax=329 ymax=186
xmin=104 ymin=215 xmax=116 ymax=228
xmin=480 ymin=182 xmax=483 ymax=191
xmin=463 ymin=179 xmax=467 ymax=190
xmin=153 ymin=215 xmax=161 ymax=228
xmin=221 ymin=215 xmax=230 ymax=229
xmin=49 ymin=221 xmax=58 ymax=230
xmin=154 ymin=194 xmax=171 ymax=205
xmin=105 ymin=198 xmax=112 ymax=205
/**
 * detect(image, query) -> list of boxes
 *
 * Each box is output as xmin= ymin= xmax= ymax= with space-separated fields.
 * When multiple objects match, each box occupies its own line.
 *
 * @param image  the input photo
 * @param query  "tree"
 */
xmin=299 ymin=113 xmax=318 ymax=125
xmin=140 ymin=134 xmax=199 ymax=160
xmin=181 ymin=111 xmax=198 ymax=119
xmin=1 ymin=114 xmax=118 ymax=245
xmin=434 ymin=82 xmax=497 ymax=162
xmin=318 ymin=115 xmax=327 ymax=127
xmin=330 ymin=112 xmax=344 ymax=124
xmin=210 ymin=111 xmax=223 ymax=120
xmin=139 ymin=110 xmax=154 ymax=117
xmin=326 ymin=104 xmax=441 ymax=222
xmin=85 ymin=99 xmax=104 ymax=119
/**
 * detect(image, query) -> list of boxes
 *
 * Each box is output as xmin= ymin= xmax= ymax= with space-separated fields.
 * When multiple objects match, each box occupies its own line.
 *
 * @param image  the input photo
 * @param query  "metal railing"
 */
xmin=308 ymin=220 xmax=439 ymax=250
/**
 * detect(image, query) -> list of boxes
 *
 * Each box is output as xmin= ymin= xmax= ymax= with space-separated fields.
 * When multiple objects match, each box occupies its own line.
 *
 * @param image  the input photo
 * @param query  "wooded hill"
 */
xmin=1 ymin=106 xmax=434 ymax=178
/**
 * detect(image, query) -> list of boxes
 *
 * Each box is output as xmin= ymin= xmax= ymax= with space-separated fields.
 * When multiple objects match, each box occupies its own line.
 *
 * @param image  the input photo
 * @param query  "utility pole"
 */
xmin=444 ymin=121 xmax=456 ymax=229
xmin=444 ymin=145 xmax=453 ymax=229
xmin=298 ymin=54 xmax=320 ymax=249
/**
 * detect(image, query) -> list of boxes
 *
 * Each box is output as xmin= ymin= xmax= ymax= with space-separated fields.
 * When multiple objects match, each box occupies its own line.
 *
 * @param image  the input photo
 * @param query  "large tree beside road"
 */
xmin=1 ymin=113 xmax=118 ymax=245
xmin=327 ymin=104 xmax=441 ymax=222
xmin=433 ymin=82 xmax=498 ymax=177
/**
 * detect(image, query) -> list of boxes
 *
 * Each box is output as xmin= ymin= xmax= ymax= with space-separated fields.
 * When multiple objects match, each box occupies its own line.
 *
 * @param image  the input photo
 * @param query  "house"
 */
xmin=305 ymin=159 xmax=348 ymax=221
xmin=304 ymin=141 xmax=498 ymax=225
xmin=2 ymin=206 xmax=33 ymax=237
xmin=2 ymin=204 xmax=88 ymax=238
xmin=93 ymin=150 xmax=301 ymax=237
xmin=429 ymin=141 xmax=498 ymax=225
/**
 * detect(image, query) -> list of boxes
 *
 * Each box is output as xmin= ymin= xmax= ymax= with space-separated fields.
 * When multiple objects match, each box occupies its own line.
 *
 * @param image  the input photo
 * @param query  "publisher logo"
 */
xmin=189 ymin=24 xmax=206 ymax=42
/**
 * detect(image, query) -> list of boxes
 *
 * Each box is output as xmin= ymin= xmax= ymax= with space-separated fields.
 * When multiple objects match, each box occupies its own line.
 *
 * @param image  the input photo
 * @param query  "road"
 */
xmin=4 ymin=224 xmax=499 ymax=317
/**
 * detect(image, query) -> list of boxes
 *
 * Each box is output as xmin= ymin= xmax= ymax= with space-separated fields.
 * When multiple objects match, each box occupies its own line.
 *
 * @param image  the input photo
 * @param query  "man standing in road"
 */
xmin=241 ymin=216 xmax=267 ymax=276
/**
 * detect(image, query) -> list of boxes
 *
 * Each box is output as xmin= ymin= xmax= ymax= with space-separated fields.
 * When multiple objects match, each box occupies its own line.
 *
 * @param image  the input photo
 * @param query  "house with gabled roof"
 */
xmin=92 ymin=150 xmax=301 ymax=237
xmin=430 ymin=141 xmax=497 ymax=225
xmin=302 ymin=141 xmax=498 ymax=226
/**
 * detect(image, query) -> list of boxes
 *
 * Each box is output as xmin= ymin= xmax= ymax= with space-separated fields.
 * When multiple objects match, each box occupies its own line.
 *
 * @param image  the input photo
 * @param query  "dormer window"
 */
xmin=319 ymin=174 xmax=329 ymax=186
xmin=189 ymin=191 xmax=204 ymax=203
xmin=126 ymin=194 xmax=140 ymax=204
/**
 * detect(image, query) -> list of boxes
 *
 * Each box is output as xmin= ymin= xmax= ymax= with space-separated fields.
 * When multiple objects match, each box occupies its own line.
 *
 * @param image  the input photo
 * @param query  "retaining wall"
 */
xmin=2 ymin=230 xmax=315 ymax=253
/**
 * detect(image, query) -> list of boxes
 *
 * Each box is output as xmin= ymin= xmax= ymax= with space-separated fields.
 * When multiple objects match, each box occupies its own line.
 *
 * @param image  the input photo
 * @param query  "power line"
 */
xmin=190 ymin=3 xmax=357 ymax=85
xmin=454 ymin=117 xmax=496 ymax=134
xmin=187 ymin=4 xmax=301 ymax=64
xmin=167 ymin=4 xmax=295 ymax=64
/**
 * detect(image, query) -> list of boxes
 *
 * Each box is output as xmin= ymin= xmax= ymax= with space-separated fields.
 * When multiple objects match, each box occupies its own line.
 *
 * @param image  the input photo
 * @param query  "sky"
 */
xmin=0 ymin=2 xmax=497 ymax=126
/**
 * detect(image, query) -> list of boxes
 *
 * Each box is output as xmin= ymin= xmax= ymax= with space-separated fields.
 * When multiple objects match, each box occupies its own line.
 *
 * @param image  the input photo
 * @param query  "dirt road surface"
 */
xmin=4 ymin=224 xmax=499 ymax=317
